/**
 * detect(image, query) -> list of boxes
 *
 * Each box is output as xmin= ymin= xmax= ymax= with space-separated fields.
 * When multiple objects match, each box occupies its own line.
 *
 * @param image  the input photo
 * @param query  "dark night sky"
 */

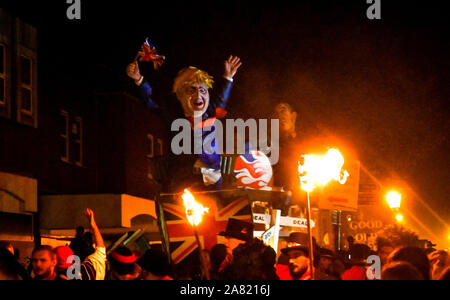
xmin=3 ymin=0 xmax=449 ymax=247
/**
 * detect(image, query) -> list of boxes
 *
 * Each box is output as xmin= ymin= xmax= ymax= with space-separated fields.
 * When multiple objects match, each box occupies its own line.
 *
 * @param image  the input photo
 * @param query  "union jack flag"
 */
xmin=162 ymin=194 xmax=252 ymax=264
xmin=138 ymin=38 xmax=165 ymax=70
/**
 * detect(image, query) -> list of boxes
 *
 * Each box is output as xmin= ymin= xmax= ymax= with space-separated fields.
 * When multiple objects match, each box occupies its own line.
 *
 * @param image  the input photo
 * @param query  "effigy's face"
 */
xmin=275 ymin=103 xmax=295 ymax=133
xmin=180 ymin=83 xmax=210 ymax=117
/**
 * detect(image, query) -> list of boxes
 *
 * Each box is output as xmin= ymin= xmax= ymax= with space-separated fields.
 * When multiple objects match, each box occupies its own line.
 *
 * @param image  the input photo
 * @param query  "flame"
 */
xmin=182 ymin=189 xmax=209 ymax=226
xmin=298 ymin=148 xmax=350 ymax=192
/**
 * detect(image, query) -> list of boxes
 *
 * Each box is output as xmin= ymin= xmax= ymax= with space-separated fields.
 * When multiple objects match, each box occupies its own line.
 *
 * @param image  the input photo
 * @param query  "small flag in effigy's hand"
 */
xmin=135 ymin=38 xmax=166 ymax=70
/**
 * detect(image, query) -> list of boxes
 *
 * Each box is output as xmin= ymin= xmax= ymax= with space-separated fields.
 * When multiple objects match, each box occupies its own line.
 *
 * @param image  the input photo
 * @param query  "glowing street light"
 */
xmin=299 ymin=148 xmax=349 ymax=280
xmin=182 ymin=189 xmax=210 ymax=280
xmin=386 ymin=191 xmax=402 ymax=210
xmin=395 ymin=214 xmax=404 ymax=223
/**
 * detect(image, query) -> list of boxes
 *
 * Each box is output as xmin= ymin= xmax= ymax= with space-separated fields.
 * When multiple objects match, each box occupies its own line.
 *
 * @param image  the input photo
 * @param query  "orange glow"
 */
xmin=298 ymin=148 xmax=349 ymax=192
xmin=395 ymin=214 xmax=404 ymax=222
xmin=386 ymin=191 xmax=402 ymax=209
xmin=182 ymin=189 xmax=209 ymax=226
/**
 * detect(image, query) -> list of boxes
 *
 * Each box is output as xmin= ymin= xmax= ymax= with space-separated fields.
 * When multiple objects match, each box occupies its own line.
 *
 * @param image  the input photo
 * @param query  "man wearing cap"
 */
xmin=107 ymin=246 xmax=141 ymax=280
xmin=315 ymin=248 xmax=338 ymax=280
xmin=126 ymin=56 xmax=242 ymax=189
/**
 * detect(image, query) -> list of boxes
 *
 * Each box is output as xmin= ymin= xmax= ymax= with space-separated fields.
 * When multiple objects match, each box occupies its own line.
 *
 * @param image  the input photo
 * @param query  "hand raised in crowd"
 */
xmin=224 ymin=55 xmax=242 ymax=80
xmin=84 ymin=208 xmax=96 ymax=226
xmin=126 ymin=61 xmax=142 ymax=81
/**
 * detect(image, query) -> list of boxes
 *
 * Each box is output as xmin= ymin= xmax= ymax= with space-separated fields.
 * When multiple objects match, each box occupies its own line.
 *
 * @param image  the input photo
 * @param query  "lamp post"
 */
xmin=298 ymin=149 xmax=349 ymax=280
xmin=182 ymin=189 xmax=211 ymax=280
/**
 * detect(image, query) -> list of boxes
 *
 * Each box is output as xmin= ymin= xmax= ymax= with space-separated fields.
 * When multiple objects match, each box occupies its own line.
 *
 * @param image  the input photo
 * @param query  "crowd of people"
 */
xmin=1 ymin=211 xmax=449 ymax=280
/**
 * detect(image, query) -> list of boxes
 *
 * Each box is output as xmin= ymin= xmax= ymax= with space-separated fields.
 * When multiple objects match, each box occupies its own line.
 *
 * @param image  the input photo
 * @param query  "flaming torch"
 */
xmin=298 ymin=149 xmax=349 ymax=280
xmin=182 ymin=189 xmax=211 ymax=280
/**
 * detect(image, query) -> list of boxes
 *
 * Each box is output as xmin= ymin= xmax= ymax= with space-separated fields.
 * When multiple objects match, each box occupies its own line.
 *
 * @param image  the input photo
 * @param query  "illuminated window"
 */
xmin=0 ymin=44 xmax=5 ymax=105
xmin=19 ymin=55 xmax=32 ymax=114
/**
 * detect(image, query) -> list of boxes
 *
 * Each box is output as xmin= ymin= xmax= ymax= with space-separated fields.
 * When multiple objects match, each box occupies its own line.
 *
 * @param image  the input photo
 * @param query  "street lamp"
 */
xmin=386 ymin=191 xmax=402 ymax=210
xmin=395 ymin=213 xmax=404 ymax=223
xmin=299 ymin=148 xmax=349 ymax=280
xmin=386 ymin=190 xmax=403 ymax=225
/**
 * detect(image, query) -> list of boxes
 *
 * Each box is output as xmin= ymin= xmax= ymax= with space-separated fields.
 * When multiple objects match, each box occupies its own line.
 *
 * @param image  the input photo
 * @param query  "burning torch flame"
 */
xmin=182 ymin=189 xmax=209 ymax=226
xmin=298 ymin=148 xmax=350 ymax=192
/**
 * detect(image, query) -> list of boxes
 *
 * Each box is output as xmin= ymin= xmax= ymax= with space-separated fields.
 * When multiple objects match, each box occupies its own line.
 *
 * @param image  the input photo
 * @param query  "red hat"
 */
xmin=55 ymin=246 xmax=74 ymax=270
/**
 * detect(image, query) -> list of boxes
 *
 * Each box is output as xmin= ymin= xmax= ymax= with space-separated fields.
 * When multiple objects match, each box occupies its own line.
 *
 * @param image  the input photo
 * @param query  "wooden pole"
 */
xmin=193 ymin=226 xmax=210 ymax=280
xmin=306 ymin=192 xmax=315 ymax=280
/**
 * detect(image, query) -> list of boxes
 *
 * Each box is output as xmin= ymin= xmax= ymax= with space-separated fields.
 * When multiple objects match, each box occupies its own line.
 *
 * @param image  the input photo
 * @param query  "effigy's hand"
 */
xmin=126 ymin=61 xmax=142 ymax=81
xmin=224 ymin=55 xmax=242 ymax=80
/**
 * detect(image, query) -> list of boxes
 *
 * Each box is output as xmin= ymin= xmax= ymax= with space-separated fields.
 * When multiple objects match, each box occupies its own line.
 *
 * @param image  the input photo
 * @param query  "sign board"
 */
xmin=253 ymin=214 xmax=315 ymax=229
xmin=262 ymin=226 xmax=276 ymax=244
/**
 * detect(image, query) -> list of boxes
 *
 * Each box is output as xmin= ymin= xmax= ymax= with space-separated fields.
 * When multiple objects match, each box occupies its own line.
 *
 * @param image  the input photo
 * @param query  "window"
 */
xmin=19 ymin=55 xmax=32 ymax=114
xmin=71 ymin=117 xmax=83 ymax=166
xmin=59 ymin=110 xmax=84 ymax=167
xmin=0 ymin=44 xmax=5 ymax=105
xmin=60 ymin=110 xmax=70 ymax=163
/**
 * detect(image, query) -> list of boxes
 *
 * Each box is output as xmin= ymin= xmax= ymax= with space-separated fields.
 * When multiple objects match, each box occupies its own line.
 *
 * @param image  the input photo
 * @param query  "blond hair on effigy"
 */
xmin=173 ymin=66 xmax=214 ymax=99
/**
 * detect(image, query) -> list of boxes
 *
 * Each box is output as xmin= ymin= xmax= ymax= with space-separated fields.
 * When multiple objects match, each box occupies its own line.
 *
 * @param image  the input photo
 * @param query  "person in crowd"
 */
xmin=219 ymin=238 xmax=278 ymax=280
xmin=137 ymin=248 xmax=173 ymax=280
xmin=328 ymin=257 xmax=346 ymax=280
xmin=315 ymin=248 xmax=338 ymax=280
xmin=107 ymin=246 xmax=141 ymax=280
xmin=381 ymin=261 xmax=424 ymax=280
xmin=69 ymin=226 xmax=86 ymax=260
xmin=31 ymin=245 xmax=58 ymax=280
xmin=0 ymin=241 xmax=15 ymax=256
xmin=53 ymin=208 xmax=106 ymax=280
xmin=209 ymin=244 xmax=229 ymax=280
xmin=387 ymin=247 xmax=430 ymax=280
xmin=438 ymin=266 xmax=450 ymax=280
xmin=428 ymin=250 xmax=449 ymax=280
xmin=341 ymin=243 xmax=373 ymax=280
xmin=277 ymin=232 xmax=314 ymax=280
xmin=218 ymin=218 xmax=254 ymax=255
xmin=0 ymin=247 xmax=28 ymax=280
xmin=376 ymin=238 xmax=395 ymax=268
